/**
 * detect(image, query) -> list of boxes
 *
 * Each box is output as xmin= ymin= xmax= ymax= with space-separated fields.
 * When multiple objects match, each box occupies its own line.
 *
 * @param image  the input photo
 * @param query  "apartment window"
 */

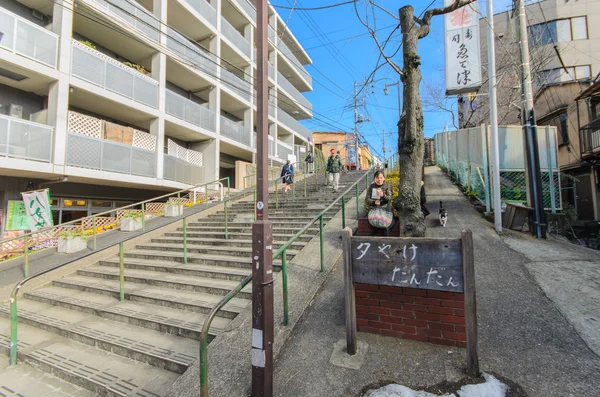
xmin=571 ymin=17 xmax=588 ymax=40
xmin=537 ymin=65 xmax=591 ymax=85
xmin=542 ymin=112 xmax=569 ymax=146
xmin=529 ymin=16 xmax=588 ymax=45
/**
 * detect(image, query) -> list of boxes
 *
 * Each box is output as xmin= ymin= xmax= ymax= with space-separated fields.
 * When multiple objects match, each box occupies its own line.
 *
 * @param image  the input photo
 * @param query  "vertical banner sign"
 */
xmin=444 ymin=0 xmax=482 ymax=95
xmin=6 ymin=201 xmax=30 ymax=231
xmin=21 ymin=189 xmax=54 ymax=231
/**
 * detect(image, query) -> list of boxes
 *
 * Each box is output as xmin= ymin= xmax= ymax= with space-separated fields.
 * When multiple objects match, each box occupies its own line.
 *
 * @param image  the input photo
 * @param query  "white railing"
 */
xmin=268 ymin=101 xmax=276 ymax=118
xmin=268 ymin=25 xmax=277 ymax=43
xmin=71 ymin=40 xmax=159 ymax=108
xmin=277 ymin=39 xmax=312 ymax=86
xmin=87 ymin=0 xmax=160 ymax=41
xmin=0 ymin=115 xmax=53 ymax=162
xmin=268 ymin=63 xmax=275 ymax=80
xmin=253 ymin=133 xmax=275 ymax=156
xmin=234 ymin=0 xmax=256 ymax=23
xmin=166 ymin=90 xmax=216 ymax=132
xmin=0 ymin=7 xmax=58 ymax=67
xmin=166 ymin=27 xmax=217 ymax=78
xmin=277 ymin=71 xmax=312 ymax=112
xmin=66 ymin=131 xmax=156 ymax=177
xmin=221 ymin=68 xmax=252 ymax=102
xmin=279 ymin=110 xmax=311 ymax=139
xmin=221 ymin=17 xmax=251 ymax=58
xmin=181 ymin=0 xmax=217 ymax=27
xmin=220 ymin=117 xmax=252 ymax=147
xmin=164 ymin=153 xmax=203 ymax=185
xmin=277 ymin=141 xmax=293 ymax=159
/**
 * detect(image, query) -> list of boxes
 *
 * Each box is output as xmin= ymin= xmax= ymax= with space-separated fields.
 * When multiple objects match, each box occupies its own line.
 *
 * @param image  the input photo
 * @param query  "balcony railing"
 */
xmin=166 ymin=27 xmax=218 ymax=78
xmin=87 ymin=0 xmax=160 ymax=41
xmin=71 ymin=40 xmax=159 ymax=109
xmin=269 ymin=101 xmax=276 ymax=118
xmin=164 ymin=153 xmax=203 ymax=185
xmin=279 ymin=110 xmax=311 ymax=140
xmin=581 ymin=118 xmax=600 ymax=154
xmin=220 ymin=117 xmax=252 ymax=147
xmin=268 ymin=25 xmax=277 ymax=43
xmin=182 ymin=0 xmax=217 ymax=28
xmin=0 ymin=115 xmax=53 ymax=163
xmin=276 ymin=39 xmax=312 ymax=86
xmin=268 ymin=63 xmax=275 ymax=80
xmin=234 ymin=0 xmax=255 ymax=23
xmin=277 ymin=71 xmax=312 ymax=113
xmin=0 ymin=7 xmax=58 ymax=67
xmin=66 ymin=131 xmax=156 ymax=177
xmin=221 ymin=68 xmax=252 ymax=102
xmin=166 ymin=90 xmax=216 ymax=132
xmin=277 ymin=141 xmax=293 ymax=159
xmin=221 ymin=17 xmax=251 ymax=58
xmin=253 ymin=133 xmax=275 ymax=156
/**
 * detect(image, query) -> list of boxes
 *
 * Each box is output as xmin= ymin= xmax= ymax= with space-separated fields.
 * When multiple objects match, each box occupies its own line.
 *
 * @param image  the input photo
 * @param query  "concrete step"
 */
xmin=213 ymin=208 xmax=341 ymax=217
xmin=164 ymin=231 xmax=314 ymax=243
xmin=51 ymin=275 xmax=248 ymax=318
xmin=181 ymin=225 xmax=321 ymax=235
xmin=0 ymin=296 xmax=204 ymax=373
xmin=76 ymin=265 xmax=254 ymax=299
xmin=134 ymin=242 xmax=299 ymax=260
xmin=188 ymin=219 xmax=332 ymax=228
xmin=120 ymin=249 xmax=283 ymax=269
xmin=150 ymin=236 xmax=307 ymax=251
xmin=0 ymin=318 xmax=179 ymax=397
xmin=99 ymin=256 xmax=254 ymax=281
xmin=0 ymin=360 xmax=97 ymax=397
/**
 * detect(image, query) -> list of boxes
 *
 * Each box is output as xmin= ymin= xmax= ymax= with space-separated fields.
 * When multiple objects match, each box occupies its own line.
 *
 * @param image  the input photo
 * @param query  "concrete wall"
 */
xmin=0 ymin=0 xmax=48 ymax=26
xmin=0 ymin=83 xmax=45 ymax=120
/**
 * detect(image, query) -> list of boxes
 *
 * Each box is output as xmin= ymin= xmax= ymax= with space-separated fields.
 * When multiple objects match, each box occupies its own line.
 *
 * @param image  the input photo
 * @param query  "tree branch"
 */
xmin=421 ymin=0 xmax=476 ymax=27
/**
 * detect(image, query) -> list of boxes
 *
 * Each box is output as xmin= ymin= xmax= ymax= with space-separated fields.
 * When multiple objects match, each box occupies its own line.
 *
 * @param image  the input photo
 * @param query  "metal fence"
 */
xmin=434 ymin=125 xmax=561 ymax=212
xmin=163 ymin=154 xmax=203 ymax=185
xmin=0 ymin=115 xmax=54 ymax=162
xmin=221 ymin=17 xmax=251 ymax=57
xmin=166 ymin=27 xmax=218 ymax=78
xmin=166 ymin=89 xmax=216 ymax=132
xmin=181 ymin=0 xmax=217 ymax=27
xmin=220 ymin=116 xmax=252 ymax=147
xmin=88 ymin=0 xmax=160 ymax=41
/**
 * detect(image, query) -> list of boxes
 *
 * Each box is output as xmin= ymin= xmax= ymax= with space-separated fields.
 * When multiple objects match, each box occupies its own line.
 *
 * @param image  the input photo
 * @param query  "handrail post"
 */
xmin=119 ymin=242 xmax=125 ymax=301
xmin=292 ymin=179 xmax=295 ymax=201
xmin=319 ymin=215 xmax=324 ymax=272
xmin=141 ymin=202 xmax=146 ymax=232
xmin=282 ymin=250 xmax=289 ymax=325
xmin=356 ymin=183 xmax=360 ymax=219
xmin=341 ymin=196 xmax=346 ymax=229
xmin=183 ymin=217 xmax=188 ymax=264
xmin=225 ymin=200 xmax=229 ymax=240
xmin=93 ymin=216 xmax=97 ymax=251
xmin=23 ymin=235 xmax=29 ymax=278
xmin=275 ymin=180 xmax=279 ymax=209
xmin=304 ymin=173 xmax=307 ymax=197
xmin=9 ymin=294 xmax=17 ymax=365
xmin=226 ymin=177 xmax=230 ymax=201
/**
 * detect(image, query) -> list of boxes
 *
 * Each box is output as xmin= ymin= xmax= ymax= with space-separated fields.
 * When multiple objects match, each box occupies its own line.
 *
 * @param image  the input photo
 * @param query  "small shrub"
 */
xmin=59 ymin=229 xmax=88 ymax=240
xmin=79 ymin=40 xmax=96 ymax=50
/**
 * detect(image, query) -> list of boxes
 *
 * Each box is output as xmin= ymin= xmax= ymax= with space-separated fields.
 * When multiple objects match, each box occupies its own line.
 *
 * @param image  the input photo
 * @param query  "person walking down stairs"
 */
xmin=305 ymin=151 xmax=314 ymax=173
xmin=326 ymin=148 xmax=343 ymax=192
xmin=281 ymin=160 xmax=294 ymax=193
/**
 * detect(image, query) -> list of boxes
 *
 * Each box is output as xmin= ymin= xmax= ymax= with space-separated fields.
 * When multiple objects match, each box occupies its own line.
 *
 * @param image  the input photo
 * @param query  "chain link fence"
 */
xmin=434 ymin=125 xmax=561 ymax=212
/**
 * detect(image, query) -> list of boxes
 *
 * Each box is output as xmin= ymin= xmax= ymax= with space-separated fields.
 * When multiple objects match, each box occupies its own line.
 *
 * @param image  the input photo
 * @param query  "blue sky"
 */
xmin=275 ymin=0 xmax=513 ymax=160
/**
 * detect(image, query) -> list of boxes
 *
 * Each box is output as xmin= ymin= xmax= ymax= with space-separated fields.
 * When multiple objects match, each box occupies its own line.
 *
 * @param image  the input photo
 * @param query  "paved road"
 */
xmin=272 ymin=166 xmax=600 ymax=397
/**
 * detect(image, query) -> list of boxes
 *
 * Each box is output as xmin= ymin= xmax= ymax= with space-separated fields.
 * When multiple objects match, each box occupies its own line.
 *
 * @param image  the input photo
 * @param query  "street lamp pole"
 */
xmin=384 ymin=81 xmax=401 ymax=124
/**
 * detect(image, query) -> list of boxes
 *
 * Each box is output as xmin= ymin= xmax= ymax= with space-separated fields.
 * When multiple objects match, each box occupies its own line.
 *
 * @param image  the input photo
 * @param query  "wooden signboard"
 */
xmin=342 ymin=228 xmax=479 ymax=377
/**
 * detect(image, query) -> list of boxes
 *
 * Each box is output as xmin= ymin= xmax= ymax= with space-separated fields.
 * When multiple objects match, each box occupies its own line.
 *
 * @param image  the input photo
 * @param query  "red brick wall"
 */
xmin=354 ymin=283 xmax=466 ymax=347
xmin=357 ymin=218 xmax=400 ymax=237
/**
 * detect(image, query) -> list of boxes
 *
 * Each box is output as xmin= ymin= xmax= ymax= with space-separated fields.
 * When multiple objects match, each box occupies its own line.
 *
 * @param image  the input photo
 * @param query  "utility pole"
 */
xmin=486 ymin=0 xmax=502 ymax=233
xmin=517 ymin=0 xmax=546 ymax=238
xmin=252 ymin=0 xmax=274 ymax=395
xmin=382 ymin=129 xmax=387 ymax=162
xmin=354 ymin=81 xmax=360 ymax=170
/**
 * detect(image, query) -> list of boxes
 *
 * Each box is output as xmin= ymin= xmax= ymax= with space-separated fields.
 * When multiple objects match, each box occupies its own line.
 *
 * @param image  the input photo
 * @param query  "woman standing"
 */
xmin=365 ymin=170 xmax=394 ymax=236
xmin=281 ymin=160 xmax=294 ymax=193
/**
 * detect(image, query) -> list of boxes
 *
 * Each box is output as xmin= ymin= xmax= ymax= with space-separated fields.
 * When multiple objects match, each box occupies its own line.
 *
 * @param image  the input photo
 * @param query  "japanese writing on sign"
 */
xmin=21 ymin=189 xmax=54 ymax=231
xmin=351 ymin=238 xmax=464 ymax=293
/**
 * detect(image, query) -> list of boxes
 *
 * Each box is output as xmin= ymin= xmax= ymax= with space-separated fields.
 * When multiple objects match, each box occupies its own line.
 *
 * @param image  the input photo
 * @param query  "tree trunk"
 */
xmin=394 ymin=5 xmax=426 ymax=237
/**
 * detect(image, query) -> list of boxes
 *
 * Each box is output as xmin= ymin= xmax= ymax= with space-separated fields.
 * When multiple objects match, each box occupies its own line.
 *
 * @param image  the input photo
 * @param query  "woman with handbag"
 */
xmin=365 ymin=170 xmax=394 ymax=236
xmin=281 ymin=160 xmax=294 ymax=193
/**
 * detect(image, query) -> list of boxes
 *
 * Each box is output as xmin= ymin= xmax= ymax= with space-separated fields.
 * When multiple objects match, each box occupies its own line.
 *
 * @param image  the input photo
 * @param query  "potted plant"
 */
xmin=164 ymin=200 xmax=184 ymax=217
xmin=120 ymin=212 xmax=143 ymax=232
xmin=58 ymin=230 xmax=88 ymax=254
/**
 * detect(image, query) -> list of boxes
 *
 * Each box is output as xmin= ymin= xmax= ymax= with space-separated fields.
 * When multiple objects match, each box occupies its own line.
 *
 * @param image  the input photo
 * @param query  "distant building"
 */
xmin=312 ymin=132 xmax=375 ymax=170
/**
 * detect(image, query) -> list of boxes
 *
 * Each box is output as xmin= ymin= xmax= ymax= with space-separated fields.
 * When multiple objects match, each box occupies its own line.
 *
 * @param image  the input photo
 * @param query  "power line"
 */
xmin=272 ymin=0 xmax=356 ymax=11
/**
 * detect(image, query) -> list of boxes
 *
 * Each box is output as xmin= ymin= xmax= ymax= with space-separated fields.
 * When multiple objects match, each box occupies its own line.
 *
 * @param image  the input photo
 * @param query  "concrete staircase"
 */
xmin=0 ymin=171 xmax=367 ymax=396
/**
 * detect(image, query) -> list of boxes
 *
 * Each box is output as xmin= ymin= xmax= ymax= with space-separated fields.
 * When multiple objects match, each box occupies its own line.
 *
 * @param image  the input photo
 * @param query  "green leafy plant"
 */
xmin=124 ymin=62 xmax=149 ymax=75
xmin=121 ymin=212 xmax=143 ymax=222
xmin=58 ymin=229 xmax=88 ymax=240
xmin=79 ymin=40 xmax=97 ymax=50
xmin=466 ymin=189 xmax=478 ymax=201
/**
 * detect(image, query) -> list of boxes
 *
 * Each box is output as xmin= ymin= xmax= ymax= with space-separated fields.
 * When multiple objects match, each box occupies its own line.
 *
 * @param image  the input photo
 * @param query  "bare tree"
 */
xmin=356 ymin=0 xmax=475 ymax=237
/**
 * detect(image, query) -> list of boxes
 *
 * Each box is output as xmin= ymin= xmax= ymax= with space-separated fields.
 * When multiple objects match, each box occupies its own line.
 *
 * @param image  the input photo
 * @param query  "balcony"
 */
xmin=277 ymin=141 xmax=293 ymax=159
xmin=221 ymin=17 xmax=251 ymax=58
xmin=0 ymin=115 xmax=53 ymax=163
xmin=221 ymin=116 xmax=252 ymax=147
xmin=86 ymin=0 xmax=160 ymax=42
xmin=221 ymin=68 xmax=252 ymax=102
xmin=71 ymin=40 xmax=159 ymax=109
xmin=268 ymin=63 xmax=275 ymax=80
xmin=166 ymin=27 xmax=218 ymax=78
xmin=279 ymin=110 xmax=311 ymax=140
xmin=0 ymin=7 xmax=58 ymax=68
xmin=66 ymin=131 xmax=156 ymax=177
xmin=581 ymin=118 xmax=600 ymax=155
xmin=252 ymin=133 xmax=275 ymax=156
xmin=233 ymin=0 xmax=256 ymax=23
xmin=277 ymin=71 xmax=312 ymax=113
xmin=277 ymin=39 xmax=312 ymax=86
xmin=164 ymin=153 xmax=203 ymax=185
xmin=268 ymin=25 xmax=277 ymax=44
xmin=166 ymin=90 xmax=216 ymax=132
xmin=180 ymin=0 xmax=217 ymax=28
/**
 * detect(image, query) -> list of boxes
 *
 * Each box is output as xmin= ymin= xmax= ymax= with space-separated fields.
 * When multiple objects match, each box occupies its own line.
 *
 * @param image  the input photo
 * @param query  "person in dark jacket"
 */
xmin=365 ymin=169 xmax=394 ymax=236
xmin=305 ymin=151 xmax=314 ymax=173
xmin=326 ymin=148 xmax=343 ymax=191
xmin=281 ymin=160 xmax=294 ymax=193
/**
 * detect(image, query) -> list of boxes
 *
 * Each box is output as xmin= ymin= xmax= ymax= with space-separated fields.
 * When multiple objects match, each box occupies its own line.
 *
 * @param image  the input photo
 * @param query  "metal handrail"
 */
xmin=7 ymin=176 xmax=243 ymax=366
xmin=198 ymin=169 xmax=372 ymax=397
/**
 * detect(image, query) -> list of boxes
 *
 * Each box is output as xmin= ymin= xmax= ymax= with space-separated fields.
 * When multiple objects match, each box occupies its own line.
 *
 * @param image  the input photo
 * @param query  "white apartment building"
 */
xmin=0 ymin=0 xmax=313 ymax=226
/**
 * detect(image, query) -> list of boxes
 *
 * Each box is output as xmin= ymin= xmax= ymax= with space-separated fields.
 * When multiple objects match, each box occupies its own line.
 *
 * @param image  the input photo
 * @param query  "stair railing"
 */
xmin=199 ymin=169 xmax=372 ymax=397
xmin=6 ymin=177 xmax=240 ymax=366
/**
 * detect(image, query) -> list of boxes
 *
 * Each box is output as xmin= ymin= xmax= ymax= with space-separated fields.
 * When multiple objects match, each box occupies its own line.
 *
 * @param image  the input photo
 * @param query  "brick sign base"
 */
xmin=354 ymin=283 xmax=466 ymax=347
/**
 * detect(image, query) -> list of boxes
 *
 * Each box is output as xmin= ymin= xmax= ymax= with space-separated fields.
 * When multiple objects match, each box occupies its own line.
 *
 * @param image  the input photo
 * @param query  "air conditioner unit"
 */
xmin=32 ymin=9 xmax=44 ymax=21
xmin=9 ymin=104 xmax=23 ymax=119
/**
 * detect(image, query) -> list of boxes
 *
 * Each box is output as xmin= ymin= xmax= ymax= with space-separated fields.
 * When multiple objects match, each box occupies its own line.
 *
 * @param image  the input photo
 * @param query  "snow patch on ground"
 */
xmin=363 ymin=373 xmax=508 ymax=397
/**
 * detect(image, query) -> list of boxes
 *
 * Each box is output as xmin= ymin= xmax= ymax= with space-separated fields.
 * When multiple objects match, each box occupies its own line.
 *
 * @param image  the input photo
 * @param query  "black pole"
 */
xmin=524 ymin=108 xmax=547 ymax=238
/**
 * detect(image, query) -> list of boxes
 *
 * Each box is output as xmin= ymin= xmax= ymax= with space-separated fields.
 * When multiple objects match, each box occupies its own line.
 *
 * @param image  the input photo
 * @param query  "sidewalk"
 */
xmin=271 ymin=166 xmax=600 ymax=397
